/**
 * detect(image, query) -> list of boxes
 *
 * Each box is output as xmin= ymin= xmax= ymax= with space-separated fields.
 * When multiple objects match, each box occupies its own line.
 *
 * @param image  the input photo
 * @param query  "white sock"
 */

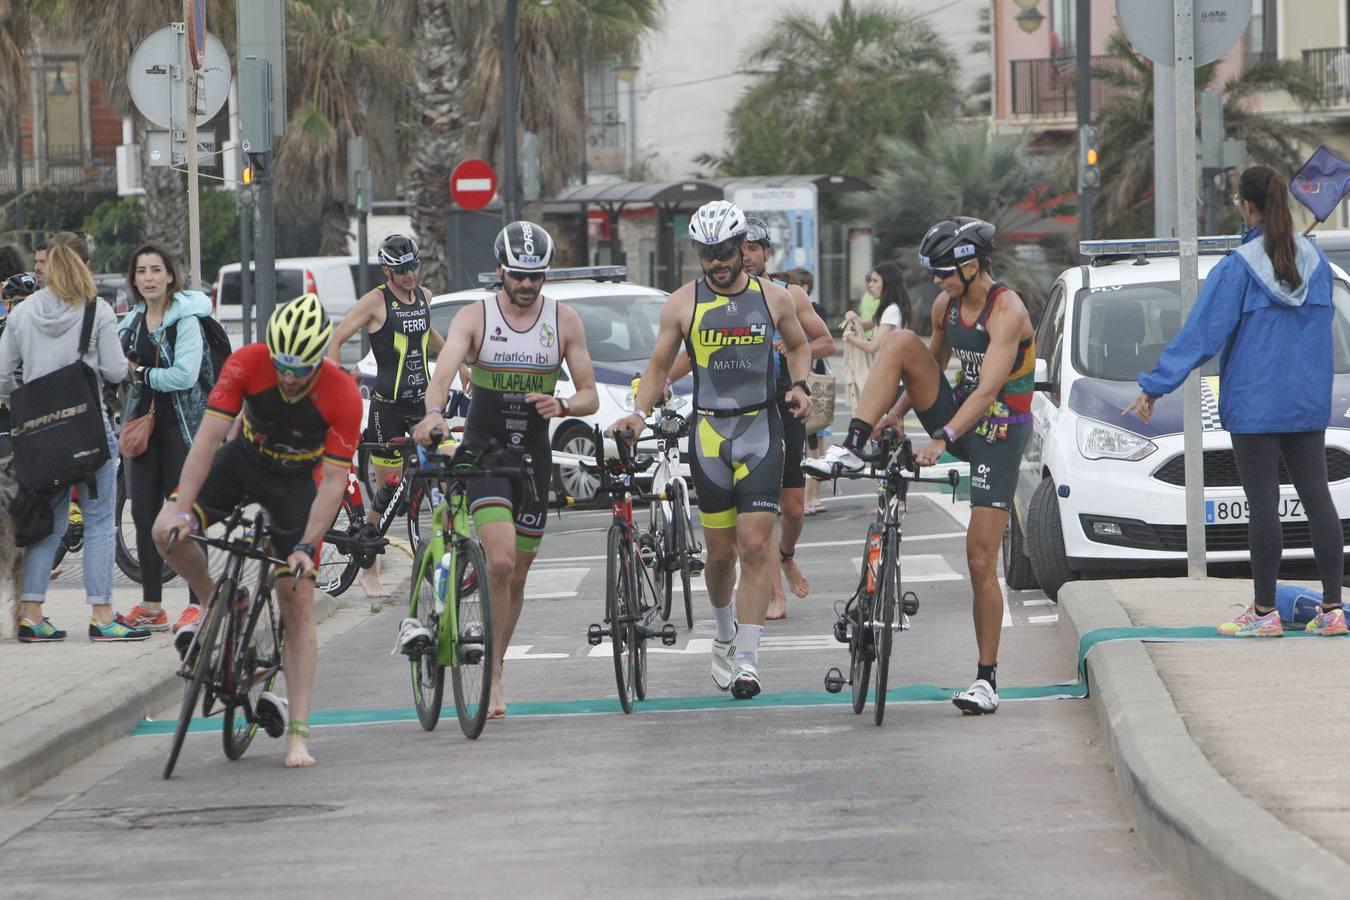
xmin=712 ymin=604 xmax=736 ymax=643
xmin=734 ymin=623 xmax=763 ymax=664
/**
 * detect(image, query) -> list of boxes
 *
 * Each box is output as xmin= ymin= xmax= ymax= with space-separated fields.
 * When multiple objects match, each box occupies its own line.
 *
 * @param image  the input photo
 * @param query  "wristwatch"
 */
xmin=931 ymin=425 xmax=958 ymax=443
xmin=292 ymin=542 xmax=317 ymax=560
xmin=790 ymin=378 xmax=812 ymax=397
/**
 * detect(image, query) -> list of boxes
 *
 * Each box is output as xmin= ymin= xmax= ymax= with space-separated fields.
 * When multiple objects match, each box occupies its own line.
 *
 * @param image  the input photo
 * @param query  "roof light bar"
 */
xmin=1079 ymin=235 xmax=1243 ymax=261
xmin=477 ymin=265 xmax=628 ymax=286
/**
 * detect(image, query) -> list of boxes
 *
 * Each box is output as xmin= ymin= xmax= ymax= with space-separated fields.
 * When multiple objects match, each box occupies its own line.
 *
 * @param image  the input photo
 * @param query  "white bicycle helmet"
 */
xmin=688 ymin=200 xmax=748 ymax=246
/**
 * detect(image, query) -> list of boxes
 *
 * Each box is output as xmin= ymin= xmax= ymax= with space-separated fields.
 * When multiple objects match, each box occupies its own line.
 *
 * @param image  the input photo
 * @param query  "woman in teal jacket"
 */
xmin=1126 ymin=166 xmax=1345 ymax=637
xmin=116 ymin=244 xmax=213 ymax=636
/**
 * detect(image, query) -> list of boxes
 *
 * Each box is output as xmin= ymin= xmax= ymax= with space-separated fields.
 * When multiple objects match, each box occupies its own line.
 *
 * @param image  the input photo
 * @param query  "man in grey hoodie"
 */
xmin=0 ymin=232 xmax=139 ymax=642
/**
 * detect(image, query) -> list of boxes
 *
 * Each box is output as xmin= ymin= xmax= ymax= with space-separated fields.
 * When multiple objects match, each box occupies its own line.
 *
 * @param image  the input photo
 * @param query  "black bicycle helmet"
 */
xmin=2 ymin=272 xmax=37 ymax=302
xmin=917 ymin=217 xmax=996 ymax=270
xmin=744 ymin=216 xmax=772 ymax=247
xmin=378 ymin=234 xmax=419 ymax=268
xmin=494 ymin=220 xmax=555 ymax=271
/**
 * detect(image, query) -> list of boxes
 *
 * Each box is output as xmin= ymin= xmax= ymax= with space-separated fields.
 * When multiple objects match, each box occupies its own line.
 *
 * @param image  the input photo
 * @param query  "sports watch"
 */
xmin=790 ymin=379 xmax=812 ymax=397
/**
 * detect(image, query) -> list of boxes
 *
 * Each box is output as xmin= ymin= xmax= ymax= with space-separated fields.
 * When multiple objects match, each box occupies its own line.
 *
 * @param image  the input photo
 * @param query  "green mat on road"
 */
xmin=131 ymin=625 xmax=1341 ymax=735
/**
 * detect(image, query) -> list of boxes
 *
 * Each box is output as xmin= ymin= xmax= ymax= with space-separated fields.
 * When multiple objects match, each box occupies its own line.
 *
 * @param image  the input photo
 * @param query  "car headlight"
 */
xmin=604 ymin=383 xmax=635 ymax=412
xmin=1075 ymin=417 xmax=1157 ymax=461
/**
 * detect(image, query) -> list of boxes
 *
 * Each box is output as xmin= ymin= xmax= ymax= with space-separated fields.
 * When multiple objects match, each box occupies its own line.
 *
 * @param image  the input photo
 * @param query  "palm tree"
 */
xmin=273 ymin=0 xmax=413 ymax=254
xmin=697 ymin=0 xmax=961 ymax=178
xmin=1088 ymin=31 xmax=1324 ymax=238
xmin=0 ymin=0 xmax=41 ymax=236
xmin=860 ymin=117 xmax=1073 ymax=326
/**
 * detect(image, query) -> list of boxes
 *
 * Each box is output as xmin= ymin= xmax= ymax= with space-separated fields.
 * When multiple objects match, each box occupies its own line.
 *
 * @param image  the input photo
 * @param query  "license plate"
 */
xmin=1204 ymin=497 xmax=1305 ymax=525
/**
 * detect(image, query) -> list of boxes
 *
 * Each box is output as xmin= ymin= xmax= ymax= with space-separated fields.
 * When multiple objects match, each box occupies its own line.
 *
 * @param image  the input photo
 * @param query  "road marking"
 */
xmin=796 ymin=531 xmax=964 ymax=551
xmin=525 ymin=567 xmax=586 ymax=600
xmin=850 ymin=554 xmax=963 ymax=583
xmin=925 ymin=491 xmax=971 ymax=528
xmin=1028 ymin=614 xmax=1060 ymax=625
xmin=1022 ymin=598 xmax=1054 ymax=607
xmin=505 ymin=645 xmax=570 ymax=660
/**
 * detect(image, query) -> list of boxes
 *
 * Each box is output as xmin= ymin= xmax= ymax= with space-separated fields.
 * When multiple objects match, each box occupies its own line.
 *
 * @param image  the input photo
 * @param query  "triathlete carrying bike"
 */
xmin=805 ymin=217 xmax=1035 ymax=715
xmin=612 ymin=200 xmax=812 ymax=700
xmin=328 ymin=234 xmax=445 ymax=598
xmin=412 ymin=221 xmax=599 ymax=720
xmin=154 ymin=294 xmax=362 ymax=767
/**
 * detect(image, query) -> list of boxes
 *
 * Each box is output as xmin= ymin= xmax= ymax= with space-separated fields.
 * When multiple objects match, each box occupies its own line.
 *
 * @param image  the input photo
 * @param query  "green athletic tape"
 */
xmin=131 ymin=625 xmax=1343 ymax=736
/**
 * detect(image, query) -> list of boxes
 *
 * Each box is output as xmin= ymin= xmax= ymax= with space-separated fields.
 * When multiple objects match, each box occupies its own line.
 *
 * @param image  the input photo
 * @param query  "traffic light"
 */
xmin=1079 ymin=124 xmax=1101 ymax=191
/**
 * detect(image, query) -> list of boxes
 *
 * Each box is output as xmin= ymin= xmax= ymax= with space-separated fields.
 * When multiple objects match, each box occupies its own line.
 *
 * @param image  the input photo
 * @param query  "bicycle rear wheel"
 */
xmin=873 ymin=529 xmax=899 ymax=726
xmin=849 ymin=595 xmax=871 ymax=714
xmin=408 ymin=540 xmax=445 ymax=731
xmin=316 ymin=498 xmax=363 ymax=597
xmin=606 ymin=524 xmax=637 ymax=713
xmin=653 ymin=499 xmax=672 ymax=622
xmin=163 ymin=596 xmax=225 ymax=779
xmin=670 ymin=480 xmax=695 ymax=630
xmin=223 ymin=584 xmax=282 ymax=760
xmin=450 ymin=538 xmax=494 ymax=739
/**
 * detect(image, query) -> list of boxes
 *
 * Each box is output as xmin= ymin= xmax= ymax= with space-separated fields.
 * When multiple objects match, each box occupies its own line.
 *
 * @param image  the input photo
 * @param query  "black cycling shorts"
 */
xmin=778 ymin=399 xmax=806 ymax=490
xmin=365 ymin=396 xmax=424 ymax=467
xmin=689 ymin=406 xmax=783 ymax=528
xmin=914 ymin=375 xmax=1031 ymax=511
xmin=186 ymin=439 xmax=318 ymax=564
xmin=459 ymin=435 xmax=551 ymax=553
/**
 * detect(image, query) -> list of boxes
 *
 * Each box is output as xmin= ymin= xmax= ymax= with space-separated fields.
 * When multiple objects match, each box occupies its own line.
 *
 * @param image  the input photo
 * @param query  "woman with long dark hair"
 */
xmin=842 ymin=261 xmax=912 ymax=354
xmin=117 ymin=243 xmax=213 ymax=637
xmin=1126 ymin=165 xmax=1345 ymax=637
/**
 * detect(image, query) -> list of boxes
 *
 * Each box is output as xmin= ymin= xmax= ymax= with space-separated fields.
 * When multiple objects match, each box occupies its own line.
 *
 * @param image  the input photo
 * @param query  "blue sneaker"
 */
xmin=18 ymin=617 xmax=66 ymax=643
xmin=89 ymin=618 xmax=151 ymax=642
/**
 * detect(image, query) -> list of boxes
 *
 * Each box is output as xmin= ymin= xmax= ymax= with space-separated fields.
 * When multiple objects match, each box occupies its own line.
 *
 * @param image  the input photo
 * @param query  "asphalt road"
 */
xmin=0 ymin=476 xmax=1185 ymax=898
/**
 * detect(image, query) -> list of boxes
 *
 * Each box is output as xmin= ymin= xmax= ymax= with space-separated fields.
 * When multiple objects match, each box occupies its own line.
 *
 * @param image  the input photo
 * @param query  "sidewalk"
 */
xmin=0 ymin=546 xmax=413 ymax=804
xmin=1060 ymin=577 xmax=1350 ymax=900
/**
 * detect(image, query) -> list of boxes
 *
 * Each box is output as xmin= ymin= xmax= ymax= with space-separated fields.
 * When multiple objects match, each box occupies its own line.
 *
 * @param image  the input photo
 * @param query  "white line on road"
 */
xmin=505 ymin=645 xmax=570 ymax=660
xmin=1027 ymin=614 xmax=1060 ymax=625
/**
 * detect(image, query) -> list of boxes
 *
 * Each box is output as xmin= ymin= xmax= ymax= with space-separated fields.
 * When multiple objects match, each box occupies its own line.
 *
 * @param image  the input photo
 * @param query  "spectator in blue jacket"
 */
xmin=1124 ymin=165 xmax=1345 ymax=638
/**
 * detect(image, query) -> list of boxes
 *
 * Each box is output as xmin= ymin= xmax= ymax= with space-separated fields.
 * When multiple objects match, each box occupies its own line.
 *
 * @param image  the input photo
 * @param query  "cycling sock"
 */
xmin=1323 ymin=603 xmax=1343 ymax=615
xmin=712 ymin=604 xmax=736 ymax=643
xmin=734 ymin=623 xmax=763 ymax=664
xmin=842 ymin=418 xmax=873 ymax=454
xmin=977 ymin=663 xmax=997 ymax=691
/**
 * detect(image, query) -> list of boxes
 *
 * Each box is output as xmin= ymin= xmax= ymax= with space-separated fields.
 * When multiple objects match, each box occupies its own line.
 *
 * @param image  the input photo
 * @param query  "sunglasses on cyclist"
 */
xmin=504 ymin=268 xmax=546 ymax=282
xmin=273 ymin=358 xmax=319 ymax=379
xmin=696 ymin=239 xmax=740 ymax=262
xmin=387 ymin=259 xmax=420 ymax=275
xmin=929 ymin=265 xmax=960 ymax=279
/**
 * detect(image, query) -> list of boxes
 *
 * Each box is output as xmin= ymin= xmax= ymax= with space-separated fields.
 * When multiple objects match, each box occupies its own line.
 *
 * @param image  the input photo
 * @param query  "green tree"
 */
xmin=82 ymin=196 xmax=143 ymax=273
xmin=860 ymin=117 xmax=1072 ymax=327
xmin=1087 ymin=31 xmax=1324 ymax=238
xmin=697 ymin=0 xmax=961 ymax=177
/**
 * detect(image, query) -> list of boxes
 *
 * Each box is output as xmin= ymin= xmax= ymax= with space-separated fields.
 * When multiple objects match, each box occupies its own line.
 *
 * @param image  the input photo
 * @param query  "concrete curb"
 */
xmin=1059 ymin=583 xmax=1350 ymax=900
xmin=0 ymin=592 xmax=339 ymax=804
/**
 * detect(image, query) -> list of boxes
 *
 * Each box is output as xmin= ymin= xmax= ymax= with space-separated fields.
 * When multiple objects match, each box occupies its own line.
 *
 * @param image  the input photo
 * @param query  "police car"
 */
xmin=1006 ymin=237 xmax=1350 ymax=600
xmin=354 ymin=266 xmax=691 ymax=500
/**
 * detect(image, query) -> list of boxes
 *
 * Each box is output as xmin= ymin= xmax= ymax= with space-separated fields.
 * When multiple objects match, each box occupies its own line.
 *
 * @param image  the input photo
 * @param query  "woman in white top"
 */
xmin=842 ymin=261 xmax=911 ymax=354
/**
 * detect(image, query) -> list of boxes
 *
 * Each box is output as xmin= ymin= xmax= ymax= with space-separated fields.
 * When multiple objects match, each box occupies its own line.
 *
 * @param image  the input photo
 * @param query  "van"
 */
xmin=210 ymin=256 xmax=368 ymax=346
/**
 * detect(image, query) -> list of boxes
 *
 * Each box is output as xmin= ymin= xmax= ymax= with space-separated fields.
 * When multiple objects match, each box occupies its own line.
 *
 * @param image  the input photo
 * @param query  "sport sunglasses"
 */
xmin=696 ymin=240 xmax=740 ymax=262
xmin=388 ymin=259 xmax=420 ymax=275
xmin=504 ymin=268 xmax=546 ymax=282
xmin=929 ymin=265 xmax=959 ymax=278
xmin=273 ymin=357 xmax=320 ymax=378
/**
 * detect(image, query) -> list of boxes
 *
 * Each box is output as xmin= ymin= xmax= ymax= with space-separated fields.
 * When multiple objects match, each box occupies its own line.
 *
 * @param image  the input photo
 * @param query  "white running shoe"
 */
xmin=803 ymin=444 xmax=864 ymax=480
xmin=393 ymin=617 xmax=432 ymax=656
xmin=952 ymin=679 xmax=999 ymax=715
xmin=731 ymin=662 xmax=762 ymax=700
xmin=255 ymin=691 xmax=288 ymax=738
xmin=711 ymin=629 xmax=737 ymax=691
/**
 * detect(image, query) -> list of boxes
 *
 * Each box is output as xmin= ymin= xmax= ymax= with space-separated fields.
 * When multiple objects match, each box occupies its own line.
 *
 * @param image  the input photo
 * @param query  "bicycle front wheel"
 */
xmin=873 ymin=528 xmax=899 ymax=727
xmin=606 ymin=524 xmax=637 ymax=713
xmin=408 ymin=540 xmax=445 ymax=731
xmin=670 ymin=480 xmax=695 ymax=630
xmin=849 ymin=595 xmax=871 ymax=715
xmin=450 ymin=539 xmax=494 ymax=739
xmin=223 ymin=585 xmax=282 ymax=760
xmin=163 ymin=596 xmax=225 ymax=780
xmin=315 ymin=498 xmax=363 ymax=597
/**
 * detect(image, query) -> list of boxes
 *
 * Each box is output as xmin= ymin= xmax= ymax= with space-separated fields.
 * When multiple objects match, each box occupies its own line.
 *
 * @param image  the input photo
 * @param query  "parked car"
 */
xmin=1312 ymin=228 xmax=1350 ymax=273
xmin=1007 ymin=236 xmax=1350 ymax=600
xmin=210 ymin=256 xmax=367 ymax=346
xmin=92 ymin=273 xmax=133 ymax=314
xmin=353 ymin=266 xmax=692 ymax=500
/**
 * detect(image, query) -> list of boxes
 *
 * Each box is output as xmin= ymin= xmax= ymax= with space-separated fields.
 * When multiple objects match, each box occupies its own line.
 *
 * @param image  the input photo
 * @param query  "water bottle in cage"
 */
xmin=433 ymin=552 xmax=453 ymax=614
xmin=865 ymin=523 xmax=882 ymax=595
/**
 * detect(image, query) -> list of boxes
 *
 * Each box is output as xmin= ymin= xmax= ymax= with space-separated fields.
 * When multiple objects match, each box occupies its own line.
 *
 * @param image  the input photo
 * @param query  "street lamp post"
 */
xmin=501 ymin=0 xmax=521 ymax=223
xmin=614 ymin=60 xmax=639 ymax=175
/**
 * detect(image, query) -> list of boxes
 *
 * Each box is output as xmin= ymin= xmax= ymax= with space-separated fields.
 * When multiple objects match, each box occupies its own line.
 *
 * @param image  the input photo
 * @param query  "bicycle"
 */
xmin=822 ymin=429 xmax=960 ymax=725
xmin=400 ymin=433 xmax=530 ymax=739
xmin=162 ymin=505 xmax=293 ymax=779
xmin=581 ymin=426 xmax=678 ymax=714
xmin=631 ymin=406 xmax=704 ymax=630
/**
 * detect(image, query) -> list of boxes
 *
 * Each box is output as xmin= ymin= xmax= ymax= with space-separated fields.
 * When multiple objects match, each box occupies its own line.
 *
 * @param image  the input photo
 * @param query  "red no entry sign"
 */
xmin=450 ymin=159 xmax=497 ymax=211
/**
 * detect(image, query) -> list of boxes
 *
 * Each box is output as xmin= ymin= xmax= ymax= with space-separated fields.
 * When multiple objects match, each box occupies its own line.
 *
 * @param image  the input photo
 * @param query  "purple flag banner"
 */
xmin=1291 ymin=145 xmax=1350 ymax=222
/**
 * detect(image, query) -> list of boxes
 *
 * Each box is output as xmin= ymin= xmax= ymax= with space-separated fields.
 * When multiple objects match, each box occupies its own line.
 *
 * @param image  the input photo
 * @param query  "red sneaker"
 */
xmin=171 ymin=605 xmax=202 ymax=634
xmin=123 ymin=605 xmax=169 ymax=632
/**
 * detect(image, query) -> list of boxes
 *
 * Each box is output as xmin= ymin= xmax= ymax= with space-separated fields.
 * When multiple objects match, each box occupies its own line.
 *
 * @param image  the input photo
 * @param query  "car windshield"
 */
xmin=219 ymin=270 xmax=306 ymax=306
xmin=430 ymin=293 xmax=666 ymax=364
xmin=1074 ymin=278 xmax=1350 ymax=380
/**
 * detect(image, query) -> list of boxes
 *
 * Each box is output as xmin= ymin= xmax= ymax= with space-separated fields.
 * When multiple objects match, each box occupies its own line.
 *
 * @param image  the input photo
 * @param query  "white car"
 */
xmin=210 ymin=256 xmax=364 ymax=347
xmin=1007 ymin=236 xmax=1350 ymax=600
xmin=353 ymin=267 xmax=692 ymax=500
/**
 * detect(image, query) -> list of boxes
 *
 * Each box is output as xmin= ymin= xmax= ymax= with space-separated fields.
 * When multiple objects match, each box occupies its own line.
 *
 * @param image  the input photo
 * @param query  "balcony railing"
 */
xmin=1302 ymin=47 xmax=1350 ymax=108
xmin=1009 ymin=55 xmax=1131 ymax=118
xmin=0 ymin=144 xmax=116 ymax=193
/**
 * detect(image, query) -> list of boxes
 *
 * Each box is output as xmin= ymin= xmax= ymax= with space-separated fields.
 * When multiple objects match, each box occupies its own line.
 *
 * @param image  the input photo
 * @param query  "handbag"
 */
xmin=9 ymin=301 xmax=111 ymax=497
xmin=118 ymin=322 xmax=159 ymax=457
xmin=804 ymin=366 xmax=836 ymax=435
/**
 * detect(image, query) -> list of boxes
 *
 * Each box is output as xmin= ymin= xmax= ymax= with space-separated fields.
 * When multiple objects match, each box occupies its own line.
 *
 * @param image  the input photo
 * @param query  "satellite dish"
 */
xmin=1117 ymin=0 xmax=1251 ymax=67
xmin=127 ymin=25 xmax=231 ymax=130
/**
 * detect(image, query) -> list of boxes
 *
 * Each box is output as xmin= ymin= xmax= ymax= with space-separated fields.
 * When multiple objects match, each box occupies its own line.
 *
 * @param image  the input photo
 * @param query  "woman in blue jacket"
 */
xmin=116 ymin=244 xmax=213 ymax=638
xmin=1125 ymin=166 xmax=1345 ymax=637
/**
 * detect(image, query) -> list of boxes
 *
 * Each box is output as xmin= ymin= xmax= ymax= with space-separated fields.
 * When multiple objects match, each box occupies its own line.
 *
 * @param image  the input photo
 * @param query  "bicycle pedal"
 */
xmin=823 ymin=667 xmax=845 ymax=694
xmin=901 ymin=591 xmax=919 ymax=616
xmin=688 ymin=556 xmax=705 ymax=575
xmin=586 ymin=624 xmax=606 ymax=646
xmin=659 ymin=624 xmax=677 ymax=647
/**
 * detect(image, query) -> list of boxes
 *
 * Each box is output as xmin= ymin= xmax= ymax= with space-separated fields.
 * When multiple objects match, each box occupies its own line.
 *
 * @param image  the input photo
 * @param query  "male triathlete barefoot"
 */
xmin=412 ymin=222 xmax=598 ymax=719
xmin=155 ymin=295 xmax=361 ymax=766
